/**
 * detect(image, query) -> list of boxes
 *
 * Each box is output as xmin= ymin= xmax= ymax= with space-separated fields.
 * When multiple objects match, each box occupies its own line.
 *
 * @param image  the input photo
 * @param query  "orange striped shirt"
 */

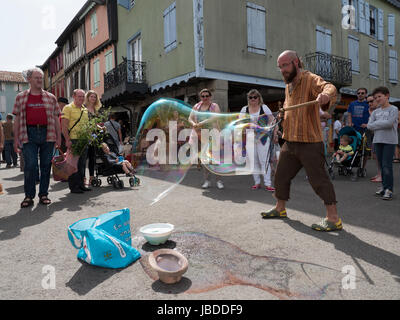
xmin=282 ymin=70 xmax=337 ymax=143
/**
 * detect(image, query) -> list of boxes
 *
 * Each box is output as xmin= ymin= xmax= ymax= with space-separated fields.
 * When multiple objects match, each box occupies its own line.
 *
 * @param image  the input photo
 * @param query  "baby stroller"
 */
xmin=327 ymin=126 xmax=367 ymax=181
xmin=90 ymin=146 xmax=140 ymax=189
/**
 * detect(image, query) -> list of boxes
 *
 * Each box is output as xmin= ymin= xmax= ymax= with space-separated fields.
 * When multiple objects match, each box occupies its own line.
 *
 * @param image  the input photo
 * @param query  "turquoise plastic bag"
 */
xmin=68 ymin=208 xmax=141 ymax=269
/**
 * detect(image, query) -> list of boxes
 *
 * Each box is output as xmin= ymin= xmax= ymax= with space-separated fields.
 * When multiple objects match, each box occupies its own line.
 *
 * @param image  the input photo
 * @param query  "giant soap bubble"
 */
xmin=132 ymin=98 xmax=280 ymax=205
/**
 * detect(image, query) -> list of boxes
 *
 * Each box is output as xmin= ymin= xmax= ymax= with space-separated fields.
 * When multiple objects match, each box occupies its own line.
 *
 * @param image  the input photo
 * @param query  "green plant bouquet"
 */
xmin=71 ymin=108 xmax=111 ymax=156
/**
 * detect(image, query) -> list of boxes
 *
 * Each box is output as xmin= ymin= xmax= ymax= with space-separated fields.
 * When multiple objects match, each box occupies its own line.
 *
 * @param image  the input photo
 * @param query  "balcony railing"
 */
xmin=104 ymin=58 xmax=147 ymax=91
xmin=305 ymin=52 xmax=352 ymax=88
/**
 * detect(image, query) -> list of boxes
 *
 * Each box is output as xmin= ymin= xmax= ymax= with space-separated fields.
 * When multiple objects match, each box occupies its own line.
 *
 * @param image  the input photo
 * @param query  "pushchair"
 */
xmin=90 ymin=145 xmax=140 ymax=189
xmin=327 ymin=126 xmax=368 ymax=181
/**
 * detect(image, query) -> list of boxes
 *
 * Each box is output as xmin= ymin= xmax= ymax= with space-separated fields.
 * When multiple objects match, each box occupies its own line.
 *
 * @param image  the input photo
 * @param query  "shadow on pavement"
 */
xmin=282 ymin=218 xmax=400 ymax=282
xmin=65 ymin=260 xmax=122 ymax=296
xmin=0 ymin=186 xmax=132 ymax=241
xmin=151 ymin=277 xmax=192 ymax=294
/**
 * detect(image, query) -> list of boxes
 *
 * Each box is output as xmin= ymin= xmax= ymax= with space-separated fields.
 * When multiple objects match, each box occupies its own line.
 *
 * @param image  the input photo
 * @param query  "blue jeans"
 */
xmin=22 ymin=127 xmax=55 ymax=199
xmin=374 ymin=143 xmax=396 ymax=192
xmin=4 ymin=140 xmax=17 ymax=166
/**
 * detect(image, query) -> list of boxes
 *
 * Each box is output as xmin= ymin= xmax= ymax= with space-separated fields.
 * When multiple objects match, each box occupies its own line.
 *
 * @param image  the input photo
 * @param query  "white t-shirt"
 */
xmin=333 ymin=120 xmax=342 ymax=140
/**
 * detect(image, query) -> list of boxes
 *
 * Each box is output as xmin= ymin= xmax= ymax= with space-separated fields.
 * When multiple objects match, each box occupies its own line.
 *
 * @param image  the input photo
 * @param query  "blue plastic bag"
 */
xmin=68 ymin=208 xmax=141 ymax=269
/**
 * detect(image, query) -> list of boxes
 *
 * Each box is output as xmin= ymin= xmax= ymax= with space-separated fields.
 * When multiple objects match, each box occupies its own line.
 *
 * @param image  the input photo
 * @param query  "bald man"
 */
xmin=261 ymin=50 xmax=343 ymax=232
xmin=61 ymin=89 xmax=91 ymax=193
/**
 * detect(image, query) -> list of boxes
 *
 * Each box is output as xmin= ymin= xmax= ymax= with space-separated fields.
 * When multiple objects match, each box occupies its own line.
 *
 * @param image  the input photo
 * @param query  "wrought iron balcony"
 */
xmin=104 ymin=58 xmax=146 ymax=91
xmin=103 ymin=58 xmax=148 ymax=103
xmin=305 ymin=52 xmax=352 ymax=88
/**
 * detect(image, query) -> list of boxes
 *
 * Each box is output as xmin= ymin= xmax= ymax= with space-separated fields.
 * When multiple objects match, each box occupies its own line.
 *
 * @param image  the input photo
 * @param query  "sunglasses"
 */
xmin=201 ymin=95 xmax=210 ymax=98
xmin=248 ymin=96 xmax=259 ymax=100
xmin=357 ymin=92 xmax=366 ymax=95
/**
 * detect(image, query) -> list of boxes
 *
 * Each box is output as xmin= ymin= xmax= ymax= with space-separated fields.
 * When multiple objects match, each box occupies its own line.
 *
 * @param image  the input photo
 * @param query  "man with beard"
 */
xmin=260 ymin=50 xmax=342 ymax=232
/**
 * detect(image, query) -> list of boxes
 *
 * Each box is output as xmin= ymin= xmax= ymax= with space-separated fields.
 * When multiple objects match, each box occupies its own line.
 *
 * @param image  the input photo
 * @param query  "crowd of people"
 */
xmin=0 ymin=50 xmax=399 ymax=231
xmin=328 ymin=87 xmax=400 ymax=200
xmin=0 ymin=67 xmax=128 ymax=207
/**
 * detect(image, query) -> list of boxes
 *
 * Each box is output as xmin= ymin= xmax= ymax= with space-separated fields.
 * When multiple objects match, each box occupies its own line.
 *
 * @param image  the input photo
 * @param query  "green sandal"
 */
xmin=261 ymin=208 xmax=287 ymax=219
xmin=311 ymin=218 xmax=343 ymax=232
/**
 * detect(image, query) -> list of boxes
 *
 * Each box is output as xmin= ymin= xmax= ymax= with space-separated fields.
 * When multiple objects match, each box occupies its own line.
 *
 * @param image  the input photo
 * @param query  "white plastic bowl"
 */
xmin=140 ymin=223 xmax=175 ymax=245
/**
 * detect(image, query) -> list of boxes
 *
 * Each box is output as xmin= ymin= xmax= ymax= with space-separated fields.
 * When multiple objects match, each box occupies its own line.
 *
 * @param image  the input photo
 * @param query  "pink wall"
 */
xmin=85 ymin=4 xmax=110 ymax=53
xmin=90 ymin=44 xmax=115 ymax=98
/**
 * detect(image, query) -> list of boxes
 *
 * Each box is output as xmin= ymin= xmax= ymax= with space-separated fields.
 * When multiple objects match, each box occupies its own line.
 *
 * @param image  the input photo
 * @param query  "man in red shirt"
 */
xmin=13 ymin=68 xmax=61 ymax=208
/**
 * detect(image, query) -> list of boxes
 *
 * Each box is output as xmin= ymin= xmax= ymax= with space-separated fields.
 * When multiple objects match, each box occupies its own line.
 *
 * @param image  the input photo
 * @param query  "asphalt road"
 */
xmin=0 ymin=160 xmax=399 ymax=300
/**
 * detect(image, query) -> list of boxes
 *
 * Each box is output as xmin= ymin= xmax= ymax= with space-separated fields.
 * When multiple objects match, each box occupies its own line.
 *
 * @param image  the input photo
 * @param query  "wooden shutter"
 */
xmin=369 ymin=44 xmax=378 ymax=77
xmin=378 ymin=8 xmax=384 ymax=41
xmin=247 ymin=3 xmax=266 ymax=54
xmin=359 ymin=0 xmax=366 ymax=33
xmin=117 ymin=0 xmax=130 ymax=10
xmin=316 ymin=26 xmax=331 ymax=54
xmin=388 ymin=14 xmax=395 ymax=46
xmin=164 ymin=2 xmax=177 ymax=52
xmin=389 ymin=50 xmax=398 ymax=82
xmin=105 ymin=51 xmax=113 ymax=73
xmin=348 ymin=36 xmax=360 ymax=72
xmin=365 ymin=2 xmax=370 ymax=36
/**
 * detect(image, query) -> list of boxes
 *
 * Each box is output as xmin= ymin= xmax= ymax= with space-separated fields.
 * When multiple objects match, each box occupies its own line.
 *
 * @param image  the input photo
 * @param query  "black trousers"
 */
xmin=68 ymin=140 xmax=88 ymax=191
xmin=87 ymin=145 xmax=96 ymax=177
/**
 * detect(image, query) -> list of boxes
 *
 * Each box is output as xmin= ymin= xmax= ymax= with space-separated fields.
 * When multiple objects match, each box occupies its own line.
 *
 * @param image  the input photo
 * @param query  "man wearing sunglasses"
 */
xmin=347 ymin=88 xmax=370 ymax=134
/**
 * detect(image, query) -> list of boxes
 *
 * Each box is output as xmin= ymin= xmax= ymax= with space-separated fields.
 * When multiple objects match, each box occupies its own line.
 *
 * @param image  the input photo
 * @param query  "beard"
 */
xmin=282 ymin=62 xmax=298 ymax=84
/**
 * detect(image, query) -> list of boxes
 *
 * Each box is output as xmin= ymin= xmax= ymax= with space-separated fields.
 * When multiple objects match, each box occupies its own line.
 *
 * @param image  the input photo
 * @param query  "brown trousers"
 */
xmin=274 ymin=141 xmax=337 ymax=205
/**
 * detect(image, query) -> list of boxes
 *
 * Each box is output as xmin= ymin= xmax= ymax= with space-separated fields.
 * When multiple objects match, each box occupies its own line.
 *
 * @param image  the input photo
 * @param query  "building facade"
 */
xmin=104 ymin=0 xmax=364 ymax=123
xmin=39 ymin=0 xmax=399 ymax=132
xmin=85 ymin=0 xmax=118 ymax=98
xmin=41 ymin=47 xmax=65 ymax=99
xmin=340 ymin=0 xmax=400 ymax=107
xmin=0 ymin=71 xmax=29 ymax=118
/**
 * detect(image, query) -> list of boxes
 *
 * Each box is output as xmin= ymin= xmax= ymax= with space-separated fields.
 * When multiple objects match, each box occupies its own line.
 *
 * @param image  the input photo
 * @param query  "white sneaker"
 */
xmin=382 ymin=189 xmax=393 ymax=200
xmin=375 ymin=188 xmax=385 ymax=196
xmin=201 ymin=180 xmax=211 ymax=189
xmin=216 ymin=180 xmax=224 ymax=189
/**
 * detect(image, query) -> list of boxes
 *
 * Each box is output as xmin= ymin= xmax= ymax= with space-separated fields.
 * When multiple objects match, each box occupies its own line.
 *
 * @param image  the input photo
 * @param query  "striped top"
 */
xmin=282 ymin=70 xmax=337 ymax=143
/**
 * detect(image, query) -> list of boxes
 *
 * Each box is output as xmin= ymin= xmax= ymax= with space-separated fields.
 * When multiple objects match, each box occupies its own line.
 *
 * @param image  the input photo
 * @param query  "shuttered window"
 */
xmin=348 ymin=36 xmax=360 ymax=73
xmin=247 ymin=2 xmax=266 ymax=55
xmin=0 ymin=96 xmax=6 ymax=113
xmin=359 ymin=0 xmax=366 ymax=33
xmin=369 ymin=43 xmax=378 ymax=78
xmin=389 ymin=50 xmax=398 ymax=83
xmin=163 ymin=2 xmax=177 ymax=53
xmin=388 ymin=14 xmax=395 ymax=46
xmin=316 ymin=26 xmax=332 ymax=54
xmin=91 ymin=12 xmax=98 ymax=38
xmin=105 ymin=50 xmax=114 ymax=73
xmin=94 ymin=59 xmax=100 ymax=88
xmin=377 ymin=8 xmax=384 ymax=41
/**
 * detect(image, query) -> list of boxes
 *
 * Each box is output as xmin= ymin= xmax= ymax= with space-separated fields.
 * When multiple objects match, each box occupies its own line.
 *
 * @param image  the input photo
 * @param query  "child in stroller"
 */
xmin=332 ymin=135 xmax=354 ymax=164
xmin=328 ymin=126 xmax=367 ymax=181
xmin=101 ymin=143 xmax=136 ymax=177
xmin=90 ymin=142 xmax=140 ymax=189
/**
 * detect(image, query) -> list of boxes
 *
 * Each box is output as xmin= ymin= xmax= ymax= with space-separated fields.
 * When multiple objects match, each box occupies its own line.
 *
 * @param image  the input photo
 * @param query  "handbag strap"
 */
xmin=68 ymin=110 xmax=84 ymax=135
